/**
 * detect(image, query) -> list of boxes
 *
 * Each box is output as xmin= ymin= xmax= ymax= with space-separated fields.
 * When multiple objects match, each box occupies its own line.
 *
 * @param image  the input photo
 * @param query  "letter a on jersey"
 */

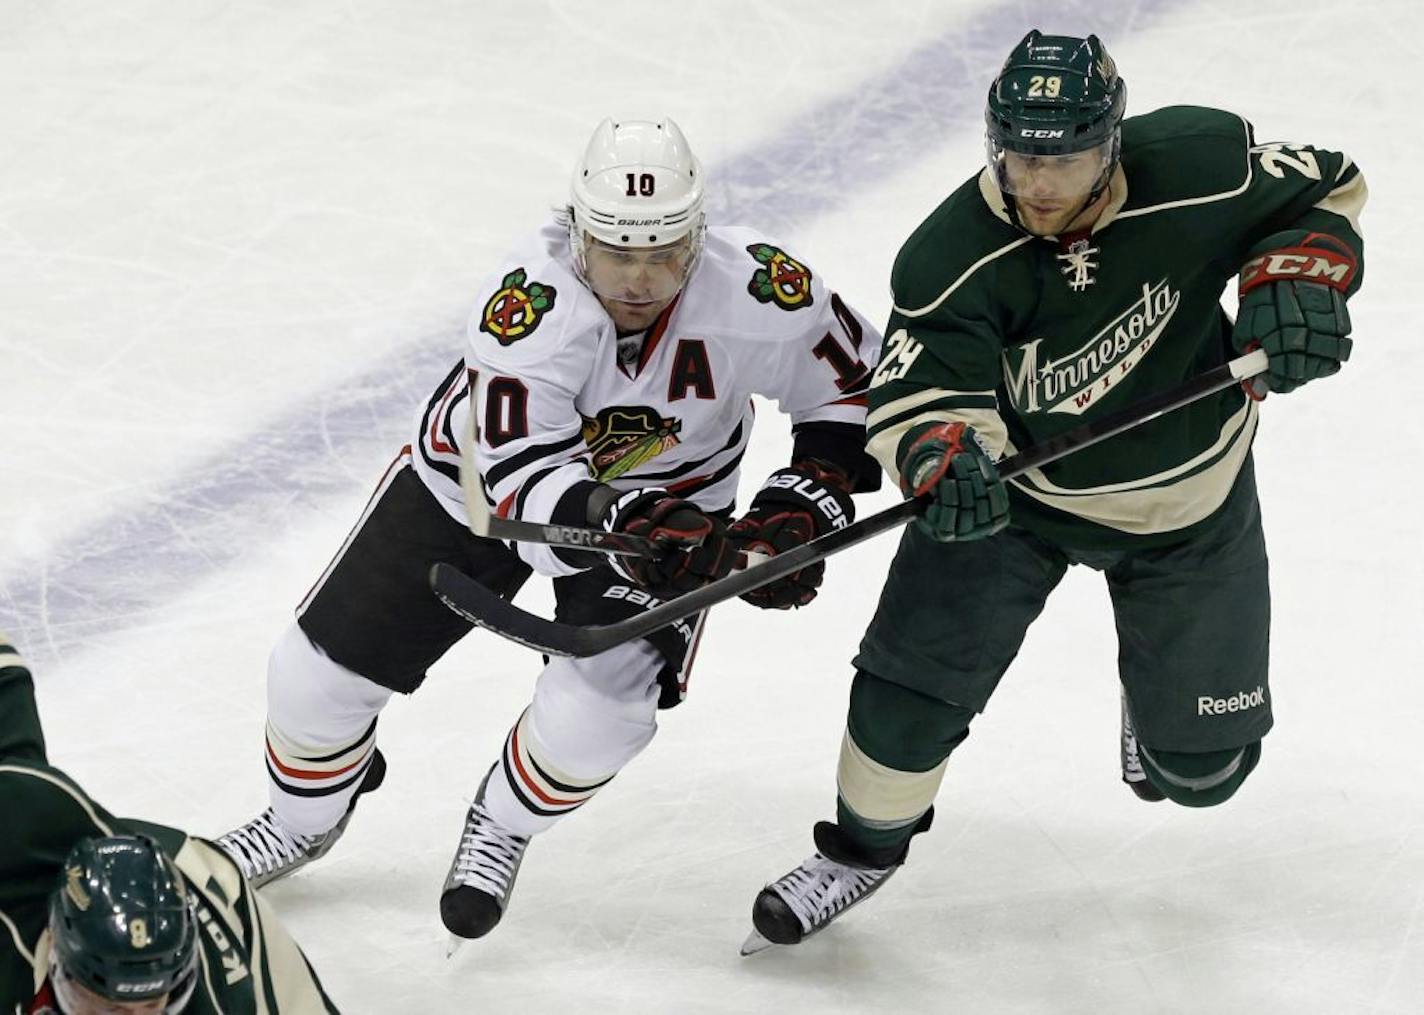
xmin=480 ymin=267 xmax=558 ymax=345
xmin=746 ymin=244 xmax=814 ymax=310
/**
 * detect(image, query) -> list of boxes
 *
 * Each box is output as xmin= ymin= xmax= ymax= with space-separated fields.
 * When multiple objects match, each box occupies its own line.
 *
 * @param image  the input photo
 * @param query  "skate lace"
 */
xmin=775 ymin=853 xmax=888 ymax=931
xmin=217 ymin=809 xmax=316 ymax=878
xmin=450 ymin=802 xmax=528 ymax=901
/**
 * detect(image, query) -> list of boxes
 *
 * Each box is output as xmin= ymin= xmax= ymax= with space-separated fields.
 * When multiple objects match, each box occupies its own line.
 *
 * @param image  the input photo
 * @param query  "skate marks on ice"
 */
xmin=0 ymin=0 xmax=1183 ymax=666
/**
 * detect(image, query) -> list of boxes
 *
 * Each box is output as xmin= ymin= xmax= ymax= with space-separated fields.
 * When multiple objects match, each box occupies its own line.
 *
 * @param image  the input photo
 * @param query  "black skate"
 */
xmin=216 ymin=748 xmax=386 ymax=888
xmin=743 ymin=818 xmax=921 ymax=955
xmin=440 ymin=768 xmax=529 ymax=953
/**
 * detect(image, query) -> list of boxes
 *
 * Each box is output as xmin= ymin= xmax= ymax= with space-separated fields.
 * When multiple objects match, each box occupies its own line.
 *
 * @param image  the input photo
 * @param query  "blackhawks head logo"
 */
xmin=746 ymin=243 xmax=814 ymax=311
xmin=480 ymin=267 xmax=557 ymax=345
xmin=581 ymin=406 xmax=682 ymax=480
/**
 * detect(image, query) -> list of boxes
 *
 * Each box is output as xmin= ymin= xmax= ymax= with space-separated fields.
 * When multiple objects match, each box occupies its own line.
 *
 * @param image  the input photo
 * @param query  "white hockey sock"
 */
xmin=265 ymin=623 xmax=392 ymax=836
xmin=481 ymin=708 xmax=619 ymax=837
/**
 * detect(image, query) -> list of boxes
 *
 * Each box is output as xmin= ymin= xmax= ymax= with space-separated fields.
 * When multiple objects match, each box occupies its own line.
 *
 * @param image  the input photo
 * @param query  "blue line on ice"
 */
xmin=0 ymin=0 xmax=1170 ymax=661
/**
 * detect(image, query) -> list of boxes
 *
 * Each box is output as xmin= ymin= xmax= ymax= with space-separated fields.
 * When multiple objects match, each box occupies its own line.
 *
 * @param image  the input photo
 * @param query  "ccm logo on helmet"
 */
xmin=1020 ymin=128 xmax=1065 ymax=139
xmin=116 ymin=980 xmax=168 ymax=995
xmin=1198 ymin=686 xmax=1266 ymax=716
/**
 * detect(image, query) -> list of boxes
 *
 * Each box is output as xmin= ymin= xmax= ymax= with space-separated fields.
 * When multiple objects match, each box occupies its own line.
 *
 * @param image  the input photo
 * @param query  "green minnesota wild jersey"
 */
xmin=869 ymin=105 xmax=1367 ymax=548
xmin=0 ymin=637 xmax=339 ymax=1014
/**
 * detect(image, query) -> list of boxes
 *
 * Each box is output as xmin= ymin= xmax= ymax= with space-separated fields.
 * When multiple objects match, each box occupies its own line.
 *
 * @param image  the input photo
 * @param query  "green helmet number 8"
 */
xmin=47 ymin=836 xmax=199 ymax=1014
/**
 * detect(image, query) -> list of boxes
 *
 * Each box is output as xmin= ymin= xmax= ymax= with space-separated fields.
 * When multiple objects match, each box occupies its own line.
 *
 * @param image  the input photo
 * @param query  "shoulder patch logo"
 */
xmin=746 ymin=243 xmax=814 ymax=311
xmin=581 ymin=405 xmax=682 ymax=481
xmin=480 ymin=268 xmax=558 ymax=345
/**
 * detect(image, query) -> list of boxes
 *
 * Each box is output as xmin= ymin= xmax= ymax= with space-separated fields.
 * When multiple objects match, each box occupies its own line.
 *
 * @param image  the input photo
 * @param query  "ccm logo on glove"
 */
xmin=1239 ymin=241 xmax=1357 ymax=294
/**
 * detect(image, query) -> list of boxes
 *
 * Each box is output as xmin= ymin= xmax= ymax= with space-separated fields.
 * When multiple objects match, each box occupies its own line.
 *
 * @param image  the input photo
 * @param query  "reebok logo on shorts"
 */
xmin=1198 ymin=686 xmax=1266 ymax=716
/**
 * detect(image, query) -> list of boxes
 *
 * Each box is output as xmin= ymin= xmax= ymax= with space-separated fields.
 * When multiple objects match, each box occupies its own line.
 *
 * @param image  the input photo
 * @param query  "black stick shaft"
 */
xmin=477 ymin=513 xmax=660 ymax=558
xmin=432 ymin=350 xmax=1267 ymax=656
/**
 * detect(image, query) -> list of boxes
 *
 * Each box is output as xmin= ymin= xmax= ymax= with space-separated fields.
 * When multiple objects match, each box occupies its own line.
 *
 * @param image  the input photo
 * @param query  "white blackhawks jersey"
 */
xmin=410 ymin=220 xmax=881 ymax=576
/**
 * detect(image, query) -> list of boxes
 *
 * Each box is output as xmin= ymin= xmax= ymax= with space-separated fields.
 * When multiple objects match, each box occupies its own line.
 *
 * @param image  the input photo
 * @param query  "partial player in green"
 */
xmin=744 ymin=29 xmax=1366 ymax=952
xmin=0 ymin=634 xmax=339 ymax=1013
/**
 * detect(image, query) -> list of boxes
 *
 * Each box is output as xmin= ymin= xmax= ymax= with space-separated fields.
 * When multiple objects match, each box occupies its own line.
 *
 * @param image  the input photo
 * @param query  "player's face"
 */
xmin=991 ymin=138 xmax=1113 ymax=236
xmin=54 ymin=976 xmax=169 ymax=1014
xmin=582 ymin=234 xmax=696 ymax=332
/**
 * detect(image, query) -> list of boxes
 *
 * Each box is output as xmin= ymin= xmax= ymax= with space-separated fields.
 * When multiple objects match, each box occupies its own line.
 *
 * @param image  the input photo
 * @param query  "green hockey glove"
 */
xmin=898 ymin=421 xmax=1009 ymax=543
xmin=1232 ymin=234 xmax=1357 ymax=397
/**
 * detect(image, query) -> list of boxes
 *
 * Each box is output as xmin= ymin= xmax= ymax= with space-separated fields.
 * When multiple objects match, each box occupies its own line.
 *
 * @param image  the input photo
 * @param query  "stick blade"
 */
xmin=429 ymin=563 xmax=598 ymax=656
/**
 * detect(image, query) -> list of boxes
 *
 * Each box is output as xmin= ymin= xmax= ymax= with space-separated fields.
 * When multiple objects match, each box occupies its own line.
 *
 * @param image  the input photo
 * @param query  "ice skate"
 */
xmin=1120 ymin=690 xmax=1165 ymax=802
xmin=217 ymin=748 xmax=386 ymax=888
xmin=440 ymin=768 xmax=530 ymax=951
xmin=743 ymin=821 xmax=902 ymax=954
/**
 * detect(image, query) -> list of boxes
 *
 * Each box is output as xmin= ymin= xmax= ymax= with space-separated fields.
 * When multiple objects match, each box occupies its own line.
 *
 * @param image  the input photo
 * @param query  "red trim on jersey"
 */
xmin=633 ymin=294 xmax=682 ymax=376
xmin=26 ymin=978 xmax=58 ymax=1014
xmin=266 ymin=738 xmax=370 ymax=781
xmin=496 ymin=491 xmax=517 ymax=518
xmin=677 ymin=611 xmax=710 ymax=697
xmin=832 ymin=395 xmax=869 ymax=407
xmin=428 ymin=379 xmax=463 ymax=455
xmin=509 ymin=722 xmax=581 ymax=807
xmin=665 ymin=472 xmax=709 ymax=495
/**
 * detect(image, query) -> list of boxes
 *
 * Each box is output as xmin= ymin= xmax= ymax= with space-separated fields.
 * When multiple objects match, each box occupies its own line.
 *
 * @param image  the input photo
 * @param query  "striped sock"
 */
xmin=482 ymin=709 xmax=615 ymax=837
xmin=265 ymin=718 xmax=379 ymax=836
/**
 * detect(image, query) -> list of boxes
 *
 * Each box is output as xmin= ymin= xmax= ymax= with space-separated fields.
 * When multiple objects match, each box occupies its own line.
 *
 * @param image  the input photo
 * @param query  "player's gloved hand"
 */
xmin=1232 ymin=235 xmax=1356 ymax=398
xmin=899 ymin=421 xmax=1009 ymax=543
xmin=603 ymin=488 xmax=737 ymax=598
xmin=728 ymin=460 xmax=855 ymax=609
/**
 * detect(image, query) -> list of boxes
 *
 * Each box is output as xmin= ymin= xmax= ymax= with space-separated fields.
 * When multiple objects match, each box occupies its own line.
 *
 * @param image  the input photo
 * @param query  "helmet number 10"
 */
xmin=625 ymin=173 xmax=656 ymax=197
xmin=1026 ymin=75 xmax=1062 ymax=98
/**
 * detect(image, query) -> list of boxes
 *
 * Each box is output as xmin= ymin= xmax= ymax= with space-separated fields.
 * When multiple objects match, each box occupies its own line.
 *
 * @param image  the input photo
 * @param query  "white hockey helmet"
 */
xmin=568 ymin=117 xmax=706 ymax=303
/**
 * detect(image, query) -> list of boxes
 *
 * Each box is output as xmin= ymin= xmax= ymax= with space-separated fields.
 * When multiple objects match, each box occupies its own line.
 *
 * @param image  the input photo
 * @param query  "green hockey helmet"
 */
xmin=47 ymin=836 xmax=199 ymax=1013
xmin=986 ymin=30 xmax=1126 ymax=156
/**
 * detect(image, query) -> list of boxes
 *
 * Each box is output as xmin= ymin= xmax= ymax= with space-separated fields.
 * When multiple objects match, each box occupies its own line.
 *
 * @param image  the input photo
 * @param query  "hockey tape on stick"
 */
xmin=433 ymin=350 xmax=1269 ymax=656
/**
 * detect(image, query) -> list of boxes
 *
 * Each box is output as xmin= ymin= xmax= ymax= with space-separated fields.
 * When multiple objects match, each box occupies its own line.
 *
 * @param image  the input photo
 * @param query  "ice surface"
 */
xmin=2 ymin=1 xmax=1420 ymax=1012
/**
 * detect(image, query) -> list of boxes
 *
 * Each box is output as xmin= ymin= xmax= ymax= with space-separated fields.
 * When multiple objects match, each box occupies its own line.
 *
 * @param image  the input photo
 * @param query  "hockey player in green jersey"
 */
xmin=745 ymin=30 xmax=1367 ymax=951
xmin=0 ymin=634 xmax=340 ymax=1013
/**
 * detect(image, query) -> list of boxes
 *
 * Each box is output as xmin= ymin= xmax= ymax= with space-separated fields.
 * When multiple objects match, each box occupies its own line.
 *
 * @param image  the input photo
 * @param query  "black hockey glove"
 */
xmin=899 ymin=421 xmax=1009 ymax=543
xmin=603 ymin=488 xmax=737 ymax=599
xmin=1232 ymin=233 xmax=1357 ymax=397
xmin=728 ymin=460 xmax=855 ymax=610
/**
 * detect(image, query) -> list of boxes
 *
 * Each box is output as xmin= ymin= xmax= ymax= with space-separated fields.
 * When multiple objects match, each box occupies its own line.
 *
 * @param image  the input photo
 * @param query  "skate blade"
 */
xmin=446 ymin=934 xmax=466 ymax=959
xmin=739 ymin=929 xmax=778 ymax=957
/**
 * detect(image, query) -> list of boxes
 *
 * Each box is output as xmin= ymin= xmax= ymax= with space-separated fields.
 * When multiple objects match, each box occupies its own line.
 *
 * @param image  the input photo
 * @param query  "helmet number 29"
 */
xmin=625 ymin=173 xmax=656 ymax=197
xmin=1026 ymin=75 xmax=1062 ymax=98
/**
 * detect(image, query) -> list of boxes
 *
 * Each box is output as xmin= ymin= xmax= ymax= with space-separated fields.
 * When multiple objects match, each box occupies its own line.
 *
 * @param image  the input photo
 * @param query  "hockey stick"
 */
xmin=458 ymin=387 xmax=765 ymax=568
xmin=432 ymin=349 xmax=1269 ymax=657
xmin=458 ymin=391 xmax=660 ymax=558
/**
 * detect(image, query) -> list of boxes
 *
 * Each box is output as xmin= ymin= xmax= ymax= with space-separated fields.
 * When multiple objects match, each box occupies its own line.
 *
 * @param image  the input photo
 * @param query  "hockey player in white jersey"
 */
xmin=216 ymin=117 xmax=882 ymax=943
